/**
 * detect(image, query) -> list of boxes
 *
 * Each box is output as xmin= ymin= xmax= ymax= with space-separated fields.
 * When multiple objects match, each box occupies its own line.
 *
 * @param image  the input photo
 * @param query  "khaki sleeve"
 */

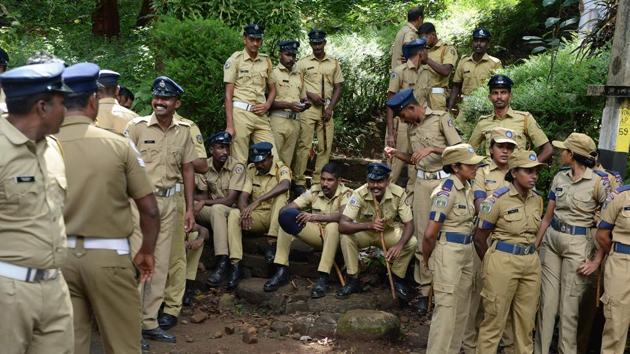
xmin=342 ymin=192 xmax=363 ymax=220
xmin=452 ymin=61 xmax=464 ymax=84
xmin=443 ymin=45 xmax=458 ymax=66
xmin=473 ymin=169 xmax=487 ymax=200
xmin=125 ymin=140 xmax=154 ymax=199
xmin=333 ymin=59 xmax=344 ymax=84
xmin=398 ymin=191 xmax=413 ymax=223
xmin=223 ymin=54 xmax=238 ymax=84
xmin=278 ymin=165 xmax=292 ymax=182
xmin=440 ymin=113 xmax=462 ymax=145
xmin=124 ymin=121 xmax=137 ymax=144
xmin=182 ymin=128 xmax=197 ymax=163
xmin=428 ymin=190 xmax=456 ymax=223
xmin=402 ymin=30 xmax=418 ymax=44
xmin=242 ymin=168 xmax=254 ymax=194
xmin=599 ymin=193 xmax=622 ymax=227
xmin=266 ymin=58 xmax=274 ymax=85
xmin=293 ymin=190 xmax=312 ymax=209
xmin=595 ymin=175 xmax=611 ymax=204
xmin=478 ymin=197 xmax=501 ymax=230
xmin=228 ymin=163 xmax=246 ymax=192
xmin=469 ymin=121 xmax=485 ymax=149
xmin=299 ymin=73 xmax=307 ymax=98
xmin=525 ymin=114 xmax=550 ymax=148
xmin=189 ymin=124 xmax=207 ymax=159
xmin=387 ymin=69 xmax=402 ymax=93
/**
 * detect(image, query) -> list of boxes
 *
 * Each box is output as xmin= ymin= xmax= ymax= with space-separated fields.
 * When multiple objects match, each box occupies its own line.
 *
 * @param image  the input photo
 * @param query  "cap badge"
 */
xmin=529 ymin=153 xmax=537 ymax=161
xmin=467 ymin=146 xmax=475 ymax=154
xmin=254 ymin=24 xmax=259 ymax=30
xmin=159 ymin=80 xmax=166 ymax=88
xmin=506 ymin=131 xmax=513 ymax=138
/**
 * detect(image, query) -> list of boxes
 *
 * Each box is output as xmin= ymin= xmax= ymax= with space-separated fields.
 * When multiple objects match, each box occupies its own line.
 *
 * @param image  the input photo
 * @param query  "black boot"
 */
xmin=182 ymin=279 xmax=195 ymax=307
xmin=335 ymin=276 xmax=362 ymax=299
xmin=393 ymin=275 xmax=411 ymax=302
xmin=207 ymin=255 xmax=228 ymax=287
xmin=264 ymin=244 xmax=276 ymax=265
xmin=416 ymin=295 xmax=429 ymax=316
xmin=158 ymin=313 xmax=178 ymax=330
xmin=142 ymin=327 xmax=176 ymax=343
xmin=263 ymin=265 xmax=290 ymax=292
xmin=311 ymin=272 xmax=329 ymax=299
xmin=226 ymin=262 xmax=242 ymax=290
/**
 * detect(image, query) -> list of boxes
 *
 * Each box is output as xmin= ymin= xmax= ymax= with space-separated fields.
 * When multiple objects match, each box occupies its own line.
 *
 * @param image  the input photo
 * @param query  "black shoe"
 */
xmin=141 ymin=338 xmax=150 ymax=352
xmin=416 ymin=295 xmax=429 ymax=316
xmin=263 ymin=265 xmax=290 ymax=292
xmin=226 ymin=262 xmax=242 ymax=290
xmin=207 ymin=255 xmax=229 ymax=287
xmin=158 ymin=313 xmax=178 ymax=330
xmin=393 ymin=276 xmax=410 ymax=302
xmin=335 ymin=276 xmax=362 ymax=299
xmin=142 ymin=327 xmax=176 ymax=343
xmin=264 ymin=244 xmax=276 ymax=264
xmin=311 ymin=273 xmax=329 ymax=299
xmin=182 ymin=280 xmax=195 ymax=307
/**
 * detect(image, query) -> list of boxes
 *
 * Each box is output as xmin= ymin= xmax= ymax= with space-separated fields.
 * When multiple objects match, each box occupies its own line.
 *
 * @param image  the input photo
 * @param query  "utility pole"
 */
xmin=590 ymin=0 xmax=630 ymax=176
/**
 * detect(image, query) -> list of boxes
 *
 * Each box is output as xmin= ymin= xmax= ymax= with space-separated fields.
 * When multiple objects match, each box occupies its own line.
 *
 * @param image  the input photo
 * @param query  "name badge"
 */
xmin=624 ymin=206 xmax=630 ymax=211
xmin=457 ymin=204 xmax=466 ymax=209
xmin=307 ymin=66 xmax=315 ymax=70
xmin=282 ymin=79 xmax=289 ymax=83
xmin=16 ymin=176 xmax=35 ymax=183
xmin=144 ymin=140 xmax=155 ymax=144
xmin=507 ymin=208 xmax=519 ymax=214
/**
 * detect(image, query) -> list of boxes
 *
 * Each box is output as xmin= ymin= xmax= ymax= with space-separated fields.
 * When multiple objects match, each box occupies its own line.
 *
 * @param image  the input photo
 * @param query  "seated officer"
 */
xmin=265 ymin=163 xmax=353 ymax=297
xmin=194 ymin=131 xmax=246 ymax=287
xmin=226 ymin=142 xmax=291 ymax=289
xmin=337 ymin=163 xmax=417 ymax=299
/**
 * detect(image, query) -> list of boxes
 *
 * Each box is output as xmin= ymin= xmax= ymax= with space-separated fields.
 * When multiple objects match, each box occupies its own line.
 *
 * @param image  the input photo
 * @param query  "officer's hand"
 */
xmin=386 ymin=242 xmax=403 ymax=261
xmin=384 ymin=146 xmax=397 ymax=159
xmin=308 ymin=93 xmax=325 ymax=106
xmin=296 ymin=212 xmax=314 ymax=225
xmin=186 ymin=238 xmax=205 ymax=250
xmin=300 ymin=100 xmax=312 ymax=111
xmin=251 ymin=103 xmax=270 ymax=116
xmin=577 ymin=259 xmax=600 ymax=276
xmin=290 ymin=102 xmax=304 ymax=112
xmin=193 ymin=200 xmax=205 ymax=215
xmin=226 ymin=126 xmax=235 ymax=138
xmin=411 ymin=147 xmax=433 ymax=164
xmin=323 ymin=106 xmax=333 ymax=122
xmin=419 ymin=51 xmax=428 ymax=64
xmin=372 ymin=218 xmax=385 ymax=232
xmin=240 ymin=214 xmax=252 ymax=230
xmin=184 ymin=210 xmax=195 ymax=233
xmin=386 ymin=133 xmax=396 ymax=148
xmin=133 ymin=251 xmax=155 ymax=283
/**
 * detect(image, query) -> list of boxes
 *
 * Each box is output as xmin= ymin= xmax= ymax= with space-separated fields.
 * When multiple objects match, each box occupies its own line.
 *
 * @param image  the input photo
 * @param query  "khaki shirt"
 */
xmin=388 ymin=61 xmax=431 ymax=102
xmin=57 ymin=115 xmax=153 ymax=238
xmin=294 ymin=184 xmax=353 ymax=215
xmin=125 ymin=113 xmax=196 ymax=189
xmin=599 ymin=186 xmax=630 ymax=245
xmin=224 ymin=50 xmax=273 ymax=105
xmin=0 ymin=118 xmax=67 ymax=269
xmin=297 ymin=54 xmax=344 ymax=101
xmin=176 ymin=114 xmax=207 ymax=160
xmin=0 ymin=88 xmax=6 ymax=113
xmin=343 ymin=183 xmax=413 ymax=229
xmin=549 ymin=168 xmax=609 ymax=227
xmin=272 ymin=63 xmax=305 ymax=109
xmin=478 ymin=184 xmax=543 ymax=245
xmin=243 ymin=161 xmax=291 ymax=210
xmin=452 ymin=53 xmax=502 ymax=95
xmin=391 ymin=22 xmax=419 ymax=70
xmin=95 ymin=97 xmax=139 ymax=136
xmin=429 ymin=177 xmax=475 ymax=234
xmin=473 ymin=161 xmax=510 ymax=201
xmin=203 ymin=156 xmax=246 ymax=199
xmin=595 ymin=164 xmax=623 ymax=190
xmin=407 ymin=107 xmax=461 ymax=171
xmin=427 ymin=40 xmax=458 ymax=88
xmin=469 ymin=107 xmax=549 ymax=153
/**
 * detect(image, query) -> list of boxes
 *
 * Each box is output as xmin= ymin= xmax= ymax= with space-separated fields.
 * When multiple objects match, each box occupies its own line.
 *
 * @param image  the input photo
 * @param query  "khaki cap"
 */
xmin=442 ymin=143 xmax=485 ymax=166
xmin=490 ymin=127 xmax=518 ymax=146
xmin=508 ymin=150 xmax=545 ymax=169
xmin=552 ymin=133 xmax=596 ymax=158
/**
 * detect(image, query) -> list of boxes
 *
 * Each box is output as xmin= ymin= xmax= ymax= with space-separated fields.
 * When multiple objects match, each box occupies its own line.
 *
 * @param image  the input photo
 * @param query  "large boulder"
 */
xmin=336 ymin=309 xmax=400 ymax=340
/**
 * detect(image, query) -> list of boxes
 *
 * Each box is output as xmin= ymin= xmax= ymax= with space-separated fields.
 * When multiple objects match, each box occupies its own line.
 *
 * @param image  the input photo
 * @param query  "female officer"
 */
xmin=596 ymin=184 xmax=630 ymax=353
xmin=422 ymin=143 xmax=484 ymax=353
xmin=474 ymin=149 xmax=545 ymax=354
xmin=534 ymin=133 xmax=610 ymax=354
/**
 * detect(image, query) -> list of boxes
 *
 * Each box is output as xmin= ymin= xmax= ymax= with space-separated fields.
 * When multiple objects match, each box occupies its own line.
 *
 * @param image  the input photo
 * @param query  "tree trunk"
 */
xmin=92 ymin=0 xmax=120 ymax=37
xmin=136 ymin=0 xmax=155 ymax=27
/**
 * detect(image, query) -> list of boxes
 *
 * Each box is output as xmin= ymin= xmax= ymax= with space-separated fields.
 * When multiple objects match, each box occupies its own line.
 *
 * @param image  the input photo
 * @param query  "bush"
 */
xmin=150 ymin=16 xmax=242 ymax=137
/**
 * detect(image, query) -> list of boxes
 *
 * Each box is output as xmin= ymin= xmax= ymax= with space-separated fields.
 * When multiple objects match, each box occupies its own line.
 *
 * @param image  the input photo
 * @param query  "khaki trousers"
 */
xmin=270 ymin=115 xmax=300 ymax=168
xmin=600 ymin=251 xmax=630 ymax=354
xmin=340 ymin=227 xmax=417 ymax=278
xmin=427 ymin=239 xmax=474 ymax=353
xmin=477 ymin=245 xmax=541 ymax=354
xmin=274 ymin=221 xmax=340 ymax=274
xmin=227 ymin=195 xmax=287 ymax=261
xmin=0 ymin=274 xmax=73 ymax=354
xmin=62 ymin=245 xmax=140 ymax=354
xmin=163 ymin=193 xmax=187 ymax=317
xmin=388 ymin=119 xmax=416 ymax=189
xmin=185 ymin=231 xmax=203 ymax=280
xmin=535 ymin=227 xmax=594 ymax=354
xmin=293 ymin=107 xmax=334 ymax=186
xmin=231 ymin=108 xmax=278 ymax=164
xmin=413 ymin=177 xmax=443 ymax=295
xmin=197 ymin=203 xmax=232 ymax=256
xmin=131 ymin=195 xmax=176 ymax=330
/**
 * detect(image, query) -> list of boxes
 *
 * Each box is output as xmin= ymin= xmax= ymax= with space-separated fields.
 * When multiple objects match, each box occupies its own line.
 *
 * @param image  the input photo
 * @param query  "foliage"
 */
xmin=151 ymin=16 xmax=241 ymax=136
xmin=575 ymin=0 xmax=617 ymax=58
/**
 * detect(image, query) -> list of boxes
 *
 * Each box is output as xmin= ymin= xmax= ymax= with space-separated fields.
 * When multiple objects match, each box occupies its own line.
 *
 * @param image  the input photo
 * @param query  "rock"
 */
xmin=180 ymin=319 xmax=188 ymax=325
xmin=209 ymin=330 xmax=223 ymax=339
xmin=242 ymin=327 xmax=258 ymax=344
xmin=224 ymin=325 xmax=235 ymax=335
xmin=311 ymin=314 xmax=337 ymax=337
xmin=185 ymin=335 xmax=194 ymax=343
xmin=336 ymin=309 xmax=400 ymax=340
xmin=270 ymin=321 xmax=291 ymax=336
xmin=285 ymin=300 xmax=309 ymax=314
xmin=235 ymin=278 xmax=280 ymax=307
xmin=299 ymin=335 xmax=312 ymax=342
xmin=190 ymin=311 xmax=208 ymax=323
xmin=218 ymin=293 xmax=236 ymax=311
xmin=292 ymin=315 xmax=315 ymax=335
xmin=291 ymin=333 xmax=302 ymax=340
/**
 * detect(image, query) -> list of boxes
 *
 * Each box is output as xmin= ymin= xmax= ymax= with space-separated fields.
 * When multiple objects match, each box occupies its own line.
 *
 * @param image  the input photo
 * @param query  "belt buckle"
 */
xmin=560 ymin=224 xmax=566 ymax=233
xmin=523 ymin=246 xmax=530 ymax=255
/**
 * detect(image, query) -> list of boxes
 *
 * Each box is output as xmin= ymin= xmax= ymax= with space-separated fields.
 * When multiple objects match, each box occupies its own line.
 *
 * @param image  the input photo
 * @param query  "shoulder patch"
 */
xmin=234 ymin=164 xmax=244 ymax=174
xmin=390 ymin=72 xmax=398 ymax=80
xmin=480 ymin=199 xmax=494 ymax=213
xmin=441 ymin=179 xmax=454 ymax=192
xmin=492 ymin=186 xmax=509 ymax=198
xmin=196 ymin=134 xmax=203 ymax=144
xmin=348 ymin=195 xmax=361 ymax=207
xmin=433 ymin=195 xmax=449 ymax=208
xmin=616 ymin=184 xmax=630 ymax=193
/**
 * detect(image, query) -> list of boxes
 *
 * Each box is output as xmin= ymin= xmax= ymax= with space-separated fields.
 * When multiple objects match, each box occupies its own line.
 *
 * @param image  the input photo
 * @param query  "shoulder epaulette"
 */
xmin=616 ymin=184 xmax=630 ymax=193
xmin=441 ymin=179 xmax=454 ymax=192
xmin=311 ymin=184 xmax=322 ymax=192
xmin=131 ymin=116 xmax=149 ymax=124
xmin=593 ymin=169 xmax=609 ymax=179
xmin=390 ymin=184 xmax=404 ymax=197
xmin=247 ymin=163 xmax=256 ymax=170
xmin=356 ymin=184 xmax=369 ymax=197
xmin=176 ymin=120 xmax=192 ymax=127
xmin=492 ymin=186 xmax=509 ymax=198
xmin=489 ymin=55 xmax=501 ymax=64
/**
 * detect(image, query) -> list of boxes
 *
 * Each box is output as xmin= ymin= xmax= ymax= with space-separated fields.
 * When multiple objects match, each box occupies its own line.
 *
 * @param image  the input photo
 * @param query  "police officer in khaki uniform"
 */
xmin=384 ymin=88 xmax=461 ymax=313
xmin=0 ymin=62 xmax=73 ymax=354
xmin=336 ymin=163 xmax=417 ymax=299
xmin=181 ymin=223 xmax=210 ymax=306
xmin=534 ymin=133 xmax=610 ymax=354
xmin=226 ymin=142 xmax=291 ymax=289
xmin=390 ymin=6 xmax=423 ymax=70
xmin=464 ymin=127 xmax=517 ymax=354
xmin=0 ymin=47 xmax=9 ymax=113
xmin=224 ymin=23 xmax=277 ymax=164
xmin=293 ymin=28 xmax=344 ymax=194
xmin=196 ymin=131 xmax=246 ymax=287
xmin=270 ymin=39 xmax=310 ymax=167
xmin=265 ymin=163 xmax=352 ymax=297
xmin=95 ymin=69 xmax=138 ymax=135
xmin=595 ymin=184 xmax=630 ymax=354
xmin=417 ymin=22 xmax=458 ymax=111
xmin=117 ymin=86 xmax=135 ymax=110
xmin=474 ymin=150 xmax=545 ymax=354
xmin=448 ymin=28 xmax=502 ymax=114
xmin=57 ymin=63 xmax=160 ymax=354
xmin=386 ymin=38 xmax=431 ymax=189
xmin=469 ymin=75 xmax=553 ymax=162
xmin=423 ymin=144 xmax=483 ymax=353
xmin=126 ymin=76 xmax=197 ymax=343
